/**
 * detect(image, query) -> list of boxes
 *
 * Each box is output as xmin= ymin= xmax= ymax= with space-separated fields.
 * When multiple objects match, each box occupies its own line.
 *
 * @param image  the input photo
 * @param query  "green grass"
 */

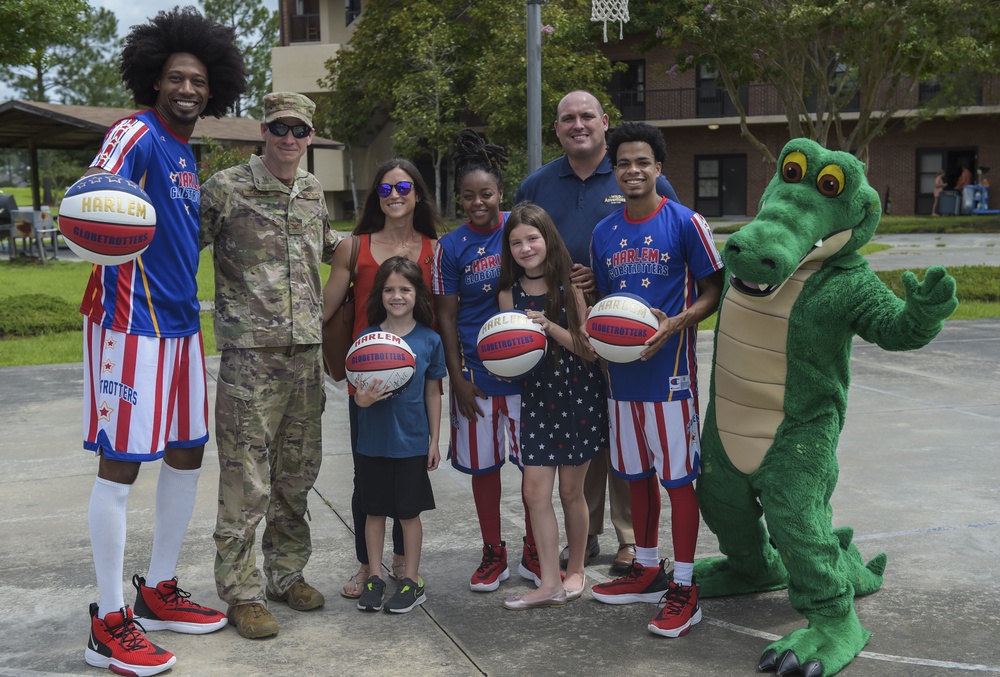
xmin=1 ymin=186 xmax=63 ymax=215
xmin=712 ymin=214 xmax=1000 ymax=235
xmin=1 ymin=222 xmax=997 ymax=366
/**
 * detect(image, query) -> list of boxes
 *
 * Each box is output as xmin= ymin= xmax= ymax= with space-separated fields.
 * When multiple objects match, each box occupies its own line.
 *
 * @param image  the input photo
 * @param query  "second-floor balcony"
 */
xmin=289 ymin=13 xmax=320 ymax=42
xmin=610 ymin=82 xmax=998 ymax=123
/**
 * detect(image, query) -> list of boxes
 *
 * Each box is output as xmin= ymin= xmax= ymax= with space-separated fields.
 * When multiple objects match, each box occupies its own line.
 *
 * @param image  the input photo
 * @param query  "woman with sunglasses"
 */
xmin=323 ymin=158 xmax=442 ymax=599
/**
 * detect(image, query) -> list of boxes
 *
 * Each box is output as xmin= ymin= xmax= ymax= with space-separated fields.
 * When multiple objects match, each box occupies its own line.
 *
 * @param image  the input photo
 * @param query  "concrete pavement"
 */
xmin=1 ymin=318 xmax=999 ymax=676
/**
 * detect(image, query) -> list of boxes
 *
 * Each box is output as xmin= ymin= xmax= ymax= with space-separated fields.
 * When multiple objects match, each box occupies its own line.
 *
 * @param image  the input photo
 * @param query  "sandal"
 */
xmin=388 ymin=555 xmax=405 ymax=582
xmin=340 ymin=565 xmax=370 ymax=599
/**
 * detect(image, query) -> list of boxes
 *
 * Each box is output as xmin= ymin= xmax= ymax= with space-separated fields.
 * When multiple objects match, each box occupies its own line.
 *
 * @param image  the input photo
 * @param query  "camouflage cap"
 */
xmin=263 ymin=91 xmax=315 ymax=127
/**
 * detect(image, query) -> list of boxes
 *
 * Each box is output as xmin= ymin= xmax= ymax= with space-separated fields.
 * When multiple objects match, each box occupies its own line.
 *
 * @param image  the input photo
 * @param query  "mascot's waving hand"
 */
xmin=695 ymin=138 xmax=958 ymax=677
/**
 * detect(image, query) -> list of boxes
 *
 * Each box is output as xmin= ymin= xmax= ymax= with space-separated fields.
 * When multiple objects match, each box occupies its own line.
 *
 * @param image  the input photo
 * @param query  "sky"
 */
xmin=1 ymin=0 xmax=279 ymax=101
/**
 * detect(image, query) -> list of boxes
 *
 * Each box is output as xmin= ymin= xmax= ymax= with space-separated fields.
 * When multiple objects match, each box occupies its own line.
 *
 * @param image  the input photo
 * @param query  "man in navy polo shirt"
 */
xmin=515 ymin=90 xmax=680 ymax=575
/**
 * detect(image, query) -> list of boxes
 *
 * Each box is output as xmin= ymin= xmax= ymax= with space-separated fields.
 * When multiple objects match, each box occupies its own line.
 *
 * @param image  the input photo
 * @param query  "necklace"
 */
xmin=524 ymin=271 xmax=545 ymax=280
xmin=376 ymin=232 xmax=415 ymax=251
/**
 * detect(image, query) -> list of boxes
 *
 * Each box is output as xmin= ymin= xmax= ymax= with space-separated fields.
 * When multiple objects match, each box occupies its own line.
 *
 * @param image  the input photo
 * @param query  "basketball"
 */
xmin=345 ymin=331 xmax=416 ymax=398
xmin=59 ymin=174 xmax=157 ymax=266
xmin=586 ymin=292 xmax=659 ymax=363
xmin=476 ymin=310 xmax=548 ymax=379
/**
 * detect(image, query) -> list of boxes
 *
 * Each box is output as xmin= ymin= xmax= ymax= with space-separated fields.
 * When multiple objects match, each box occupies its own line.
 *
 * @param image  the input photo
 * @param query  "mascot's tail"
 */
xmin=834 ymin=526 xmax=887 ymax=597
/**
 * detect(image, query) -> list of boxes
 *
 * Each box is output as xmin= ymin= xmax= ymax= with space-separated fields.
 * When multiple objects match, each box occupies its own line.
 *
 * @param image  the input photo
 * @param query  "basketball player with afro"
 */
xmin=79 ymin=8 xmax=246 ymax=676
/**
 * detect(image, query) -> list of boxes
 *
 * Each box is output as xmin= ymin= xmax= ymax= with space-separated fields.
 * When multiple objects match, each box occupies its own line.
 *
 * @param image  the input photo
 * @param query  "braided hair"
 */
xmin=452 ymin=128 xmax=508 ymax=195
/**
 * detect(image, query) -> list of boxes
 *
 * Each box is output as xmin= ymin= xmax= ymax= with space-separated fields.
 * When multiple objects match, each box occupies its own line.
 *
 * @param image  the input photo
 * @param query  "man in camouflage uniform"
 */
xmin=200 ymin=92 xmax=337 ymax=639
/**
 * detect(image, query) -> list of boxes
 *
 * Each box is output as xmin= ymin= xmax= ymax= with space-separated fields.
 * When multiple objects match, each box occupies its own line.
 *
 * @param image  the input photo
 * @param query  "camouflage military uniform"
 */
xmin=201 ymin=153 xmax=337 ymax=606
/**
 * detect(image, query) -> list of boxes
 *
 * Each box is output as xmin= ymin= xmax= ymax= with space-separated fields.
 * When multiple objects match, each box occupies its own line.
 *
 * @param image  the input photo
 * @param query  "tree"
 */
xmin=629 ymin=0 xmax=1000 ymax=164
xmin=201 ymin=0 xmax=279 ymax=119
xmin=465 ymin=0 xmax=618 ymax=149
xmin=0 ymin=0 xmax=89 ymax=70
xmin=1 ymin=6 xmax=128 ymax=106
xmin=51 ymin=8 xmax=130 ymax=107
xmin=315 ymin=0 xmax=617 ymax=210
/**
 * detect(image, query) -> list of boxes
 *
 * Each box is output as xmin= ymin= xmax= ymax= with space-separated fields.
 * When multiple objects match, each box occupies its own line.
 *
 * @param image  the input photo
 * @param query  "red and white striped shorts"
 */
xmin=607 ymin=397 xmax=700 ymax=488
xmin=83 ymin=319 xmax=209 ymax=461
xmin=447 ymin=391 xmax=521 ymax=475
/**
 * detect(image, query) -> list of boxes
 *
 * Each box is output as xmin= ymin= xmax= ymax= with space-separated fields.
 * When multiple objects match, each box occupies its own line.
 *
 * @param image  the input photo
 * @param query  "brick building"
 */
xmin=272 ymin=0 xmax=1000 ymax=218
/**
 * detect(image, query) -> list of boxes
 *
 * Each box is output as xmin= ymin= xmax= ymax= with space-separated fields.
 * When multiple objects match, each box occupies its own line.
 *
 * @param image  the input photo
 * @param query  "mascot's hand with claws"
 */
xmin=695 ymin=138 xmax=958 ymax=677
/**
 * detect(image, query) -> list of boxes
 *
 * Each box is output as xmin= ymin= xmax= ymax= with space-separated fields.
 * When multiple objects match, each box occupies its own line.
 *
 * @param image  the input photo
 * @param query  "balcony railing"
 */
xmin=610 ymin=82 xmax=997 ymax=122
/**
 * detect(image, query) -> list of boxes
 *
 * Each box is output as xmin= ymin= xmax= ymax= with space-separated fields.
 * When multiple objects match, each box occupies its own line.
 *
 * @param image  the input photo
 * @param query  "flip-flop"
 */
xmin=340 ymin=566 xmax=370 ymax=599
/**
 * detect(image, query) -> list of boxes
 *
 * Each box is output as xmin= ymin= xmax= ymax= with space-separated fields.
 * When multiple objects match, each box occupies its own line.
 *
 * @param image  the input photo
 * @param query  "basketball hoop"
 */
xmin=591 ymin=0 xmax=629 ymax=42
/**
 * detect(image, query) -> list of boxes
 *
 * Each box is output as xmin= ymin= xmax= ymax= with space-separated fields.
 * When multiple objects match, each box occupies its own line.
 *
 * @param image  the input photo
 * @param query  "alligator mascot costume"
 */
xmin=695 ymin=138 xmax=958 ymax=677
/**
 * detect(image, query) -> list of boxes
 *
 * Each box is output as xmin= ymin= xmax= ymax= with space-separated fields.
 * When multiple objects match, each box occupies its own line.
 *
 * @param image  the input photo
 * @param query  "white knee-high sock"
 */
xmin=636 ymin=545 xmax=660 ymax=569
xmin=90 ymin=477 xmax=131 ymax=619
xmin=146 ymin=463 xmax=201 ymax=586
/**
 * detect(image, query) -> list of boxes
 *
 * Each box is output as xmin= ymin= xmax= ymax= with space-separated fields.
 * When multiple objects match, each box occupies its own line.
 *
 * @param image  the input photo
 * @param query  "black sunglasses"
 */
xmin=266 ymin=121 xmax=311 ymax=138
xmin=376 ymin=181 xmax=413 ymax=198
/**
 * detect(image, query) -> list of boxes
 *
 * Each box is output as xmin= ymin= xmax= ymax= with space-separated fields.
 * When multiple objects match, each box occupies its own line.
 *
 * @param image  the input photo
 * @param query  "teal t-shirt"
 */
xmin=355 ymin=323 xmax=446 ymax=458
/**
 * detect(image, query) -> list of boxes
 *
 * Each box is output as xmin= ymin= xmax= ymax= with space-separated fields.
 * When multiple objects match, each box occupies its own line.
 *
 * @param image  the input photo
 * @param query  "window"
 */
xmin=346 ymin=0 xmax=361 ymax=25
xmin=696 ymin=65 xmax=747 ymax=117
xmin=609 ymin=60 xmax=645 ymax=120
xmin=290 ymin=0 xmax=320 ymax=42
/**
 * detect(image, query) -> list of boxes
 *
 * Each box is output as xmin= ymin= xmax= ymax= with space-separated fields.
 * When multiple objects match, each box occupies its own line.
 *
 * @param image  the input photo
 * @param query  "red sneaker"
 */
xmin=648 ymin=576 xmax=702 ymax=637
xmin=591 ymin=560 xmax=670 ymax=604
xmin=85 ymin=603 xmax=176 ymax=676
xmin=470 ymin=542 xmax=510 ymax=592
xmin=517 ymin=537 xmax=542 ymax=587
xmin=132 ymin=575 xmax=227 ymax=634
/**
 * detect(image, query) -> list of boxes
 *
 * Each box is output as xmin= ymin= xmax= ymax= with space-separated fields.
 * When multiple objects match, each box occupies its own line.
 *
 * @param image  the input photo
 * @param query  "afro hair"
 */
xmin=120 ymin=6 xmax=248 ymax=118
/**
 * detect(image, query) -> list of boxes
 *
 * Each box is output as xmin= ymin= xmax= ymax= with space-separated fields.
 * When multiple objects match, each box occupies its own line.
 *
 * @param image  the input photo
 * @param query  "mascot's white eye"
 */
xmin=782 ymin=151 xmax=807 ymax=183
xmin=817 ymin=164 xmax=846 ymax=197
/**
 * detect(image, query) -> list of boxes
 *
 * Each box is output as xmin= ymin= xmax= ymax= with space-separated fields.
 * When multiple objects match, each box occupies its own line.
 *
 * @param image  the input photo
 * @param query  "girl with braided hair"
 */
xmin=431 ymin=129 xmax=538 ymax=594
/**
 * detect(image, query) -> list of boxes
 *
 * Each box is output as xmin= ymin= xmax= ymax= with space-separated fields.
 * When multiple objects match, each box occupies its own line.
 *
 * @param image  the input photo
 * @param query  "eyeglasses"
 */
xmin=266 ymin=121 xmax=311 ymax=138
xmin=375 ymin=181 xmax=413 ymax=198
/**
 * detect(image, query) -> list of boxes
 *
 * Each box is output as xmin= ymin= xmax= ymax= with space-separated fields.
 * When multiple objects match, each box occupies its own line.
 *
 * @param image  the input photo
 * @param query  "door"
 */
xmin=721 ymin=156 xmax=746 ymax=216
xmin=695 ymin=154 xmax=747 ymax=217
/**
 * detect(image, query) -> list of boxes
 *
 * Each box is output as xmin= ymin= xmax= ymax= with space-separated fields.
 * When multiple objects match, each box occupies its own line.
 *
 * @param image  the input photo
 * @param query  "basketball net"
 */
xmin=591 ymin=0 xmax=629 ymax=42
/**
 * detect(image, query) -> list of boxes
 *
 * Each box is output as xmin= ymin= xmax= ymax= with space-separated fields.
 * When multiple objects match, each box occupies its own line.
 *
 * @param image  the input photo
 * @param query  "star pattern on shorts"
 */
xmin=104 ymin=337 xmax=117 ymax=350
xmin=102 ymin=359 xmax=115 ymax=374
xmin=97 ymin=401 xmax=114 ymax=421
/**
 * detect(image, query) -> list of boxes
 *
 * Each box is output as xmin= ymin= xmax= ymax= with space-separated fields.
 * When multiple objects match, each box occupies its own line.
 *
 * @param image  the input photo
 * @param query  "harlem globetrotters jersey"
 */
xmin=591 ymin=196 xmax=723 ymax=402
xmin=81 ymin=109 xmax=202 ymax=338
xmin=431 ymin=213 xmax=520 ymax=397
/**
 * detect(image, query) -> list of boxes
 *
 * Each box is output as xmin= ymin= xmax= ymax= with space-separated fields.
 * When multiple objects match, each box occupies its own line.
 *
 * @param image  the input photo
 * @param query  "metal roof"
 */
xmin=0 ymin=99 xmax=344 ymax=150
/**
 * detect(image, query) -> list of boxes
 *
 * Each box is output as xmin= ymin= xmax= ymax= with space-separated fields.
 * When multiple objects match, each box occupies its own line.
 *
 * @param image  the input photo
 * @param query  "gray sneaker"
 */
xmin=357 ymin=576 xmax=386 ymax=612
xmin=384 ymin=577 xmax=426 ymax=614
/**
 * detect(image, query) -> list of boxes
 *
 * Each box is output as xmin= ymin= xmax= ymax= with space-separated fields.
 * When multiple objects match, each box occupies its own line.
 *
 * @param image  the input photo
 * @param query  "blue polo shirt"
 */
xmin=515 ymin=151 xmax=679 ymax=265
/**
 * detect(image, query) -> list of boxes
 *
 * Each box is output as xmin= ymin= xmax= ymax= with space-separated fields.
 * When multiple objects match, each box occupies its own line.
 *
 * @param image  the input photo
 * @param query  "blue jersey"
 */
xmin=431 ymin=214 xmax=520 ymax=396
xmin=356 ymin=323 xmax=447 ymax=459
xmin=81 ymin=109 xmax=201 ymax=338
xmin=591 ymin=197 xmax=723 ymax=402
xmin=515 ymin=152 xmax=679 ymax=266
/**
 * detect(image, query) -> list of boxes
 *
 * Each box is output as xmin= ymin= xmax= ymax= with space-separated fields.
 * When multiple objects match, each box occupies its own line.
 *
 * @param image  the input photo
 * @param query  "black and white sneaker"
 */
xmin=383 ymin=577 xmax=426 ymax=614
xmin=356 ymin=576 xmax=386 ymax=612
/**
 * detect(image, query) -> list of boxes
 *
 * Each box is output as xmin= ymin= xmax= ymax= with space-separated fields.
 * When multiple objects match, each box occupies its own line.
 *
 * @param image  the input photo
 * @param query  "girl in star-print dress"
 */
xmin=496 ymin=201 xmax=607 ymax=610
